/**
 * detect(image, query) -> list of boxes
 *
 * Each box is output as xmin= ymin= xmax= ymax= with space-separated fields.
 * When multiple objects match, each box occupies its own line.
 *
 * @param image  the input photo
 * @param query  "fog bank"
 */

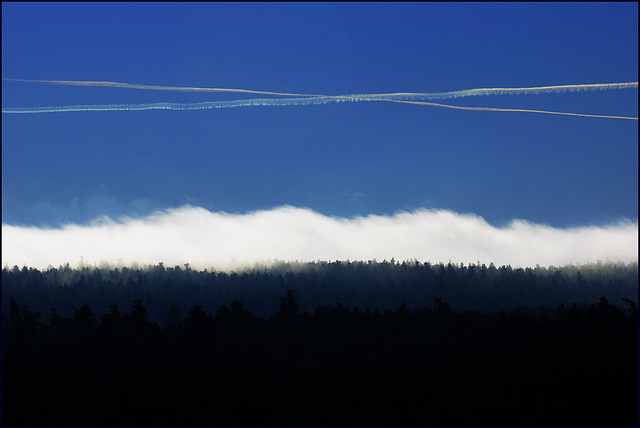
xmin=2 ymin=205 xmax=637 ymax=271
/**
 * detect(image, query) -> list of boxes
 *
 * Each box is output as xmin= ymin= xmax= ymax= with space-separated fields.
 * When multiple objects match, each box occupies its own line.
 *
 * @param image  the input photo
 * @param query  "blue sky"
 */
xmin=2 ymin=3 xmax=638 ymax=269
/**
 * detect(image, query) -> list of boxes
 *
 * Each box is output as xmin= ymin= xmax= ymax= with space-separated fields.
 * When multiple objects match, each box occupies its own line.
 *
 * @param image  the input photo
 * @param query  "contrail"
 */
xmin=1 ymin=77 xmax=325 ymax=97
xmin=383 ymin=99 xmax=640 ymax=120
xmin=2 ymin=78 xmax=637 ymax=119
xmin=1 ymin=96 xmax=353 ymax=113
xmin=3 ymin=95 xmax=638 ymax=120
xmin=338 ymin=82 xmax=639 ymax=102
xmin=2 ymin=77 xmax=637 ymax=100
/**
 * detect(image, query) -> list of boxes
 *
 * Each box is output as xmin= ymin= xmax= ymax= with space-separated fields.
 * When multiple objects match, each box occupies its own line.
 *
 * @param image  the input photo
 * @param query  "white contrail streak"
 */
xmin=2 ymin=78 xmax=637 ymax=119
xmin=1 ymin=77 xmax=324 ymax=97
xmin=3 ymin=95 xmax=638 ymax=120
xmin=1 ymin=96 xmax=354 ymax=113
xmin=2 ymin=77 xmax=637 ymax=99
xmin=383 ymin=99 xmax=640 ymax=120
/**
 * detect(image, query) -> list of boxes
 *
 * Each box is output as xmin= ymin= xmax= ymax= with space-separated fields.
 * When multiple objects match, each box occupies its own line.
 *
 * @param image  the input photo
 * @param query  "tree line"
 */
xmin=2 ymin=259 xmax=637 ymax=321
xmin=2 ymin=291 xmax=638 ymax=425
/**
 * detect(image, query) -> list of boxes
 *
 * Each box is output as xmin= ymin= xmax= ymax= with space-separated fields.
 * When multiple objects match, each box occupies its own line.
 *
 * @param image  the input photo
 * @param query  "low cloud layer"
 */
xmin=2 ymin=205 xmax=637 ymax=271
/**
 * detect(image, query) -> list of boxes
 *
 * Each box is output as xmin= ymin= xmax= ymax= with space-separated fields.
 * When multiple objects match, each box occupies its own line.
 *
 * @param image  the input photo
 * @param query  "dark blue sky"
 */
xmin=2 ymin=2 xmax=638 ymax=228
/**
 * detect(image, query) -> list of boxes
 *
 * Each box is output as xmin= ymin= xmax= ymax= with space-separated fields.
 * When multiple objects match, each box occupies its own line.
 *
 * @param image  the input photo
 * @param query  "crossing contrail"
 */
xmin=2 ymin=78 xmax=637 ymax=119
xmin=3 ymin=95 xmax=638 ymax=120
xmin=2 ymin=77 xmax=637 ymax=99
xmin=3 ymin=96 xmax=637 ymax=120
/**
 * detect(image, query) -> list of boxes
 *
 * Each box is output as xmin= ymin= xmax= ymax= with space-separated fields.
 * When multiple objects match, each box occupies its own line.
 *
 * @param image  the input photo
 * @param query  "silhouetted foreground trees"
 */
xmin=2 ymin=293 xmax=638 ymax=425
xmin=2 ymin=260 xmax=638 ymax=321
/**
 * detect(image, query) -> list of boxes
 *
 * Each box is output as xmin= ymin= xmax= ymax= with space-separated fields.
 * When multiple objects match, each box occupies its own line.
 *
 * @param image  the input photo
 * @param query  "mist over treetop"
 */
xmin=3 ymin=205 xmax=637 ymax=271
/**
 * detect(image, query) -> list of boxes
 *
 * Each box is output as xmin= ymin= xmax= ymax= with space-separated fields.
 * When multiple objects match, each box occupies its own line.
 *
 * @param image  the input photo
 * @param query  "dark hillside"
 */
xmin=2 ymin=293 xmax=637 ymax=425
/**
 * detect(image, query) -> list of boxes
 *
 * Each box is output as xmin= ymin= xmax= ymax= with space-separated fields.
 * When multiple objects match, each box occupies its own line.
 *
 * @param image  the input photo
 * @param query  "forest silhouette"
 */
xmin=2 ymin=260 xmax=638 ymax=425
xmin=2 ymin=259 xmax=638 ymax=320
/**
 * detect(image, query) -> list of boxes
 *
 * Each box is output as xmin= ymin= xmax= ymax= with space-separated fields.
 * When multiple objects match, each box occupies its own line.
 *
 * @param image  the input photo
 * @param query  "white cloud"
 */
xmin=2 ymin=205 xmax=637 ymax=271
